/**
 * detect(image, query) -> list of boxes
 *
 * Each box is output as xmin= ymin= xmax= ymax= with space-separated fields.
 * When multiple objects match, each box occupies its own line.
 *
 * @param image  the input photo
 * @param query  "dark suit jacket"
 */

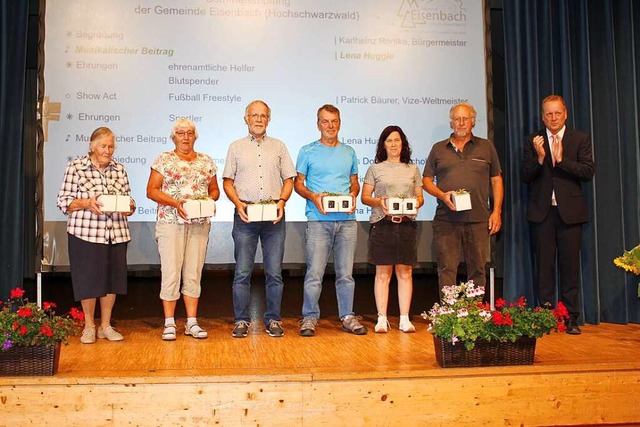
xmin=521 ymin=127 xmax=594 ymax=224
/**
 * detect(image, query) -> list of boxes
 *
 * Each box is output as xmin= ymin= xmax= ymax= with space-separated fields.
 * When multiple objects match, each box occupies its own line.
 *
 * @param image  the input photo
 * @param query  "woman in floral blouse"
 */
xmin=57 ymin=126 xmax=135 ymax=344
xmin=146 ymin=119 xmax=220 ymax=341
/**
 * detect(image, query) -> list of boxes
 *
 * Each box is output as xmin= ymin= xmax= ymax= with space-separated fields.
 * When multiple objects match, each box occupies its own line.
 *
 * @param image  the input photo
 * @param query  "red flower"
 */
xmin=492 ymin=311 xmax=513 ymax=326
xmin=19 ymin=325 xmax=28 ymax=335
xmin=17 ymin=306 xmax=34 ymax=317
xmin=12 ymin=321 xmax=19 ymax=330
xmin=476 ymin=301 xmax=491 ymax=310
xmin=504 ymin=313 xmax=513 ymax=326
xmin=40 ymin=324 xmax=54 ymax=337
xmin=492 ymin=312 xmax=504 ymax=325
xmin=69 ymin=307 xmax=85 ymax=322
xmin=516 ymin=296 xmax=527 ymax=308
xmin=495 ymin=298 xmax=506 ymax=309
xmin=10 ymin=288 xmax=25 ymax=299
xmin=553 ymin=301 xmax=569 ymax=320
xmin=556 ymin=321 xmax=566 ymax=333
xmin=43 ymin=302 xmax=57 ymax=311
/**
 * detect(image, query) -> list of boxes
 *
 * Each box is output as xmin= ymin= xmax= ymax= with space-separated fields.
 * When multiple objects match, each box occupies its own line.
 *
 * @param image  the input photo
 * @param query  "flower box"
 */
xmin=423 ymin=281 xmax=567 ymax=365
xmin=452 ymin=191 xmax=471 ymax=211
xmin=98 ymin=194 xmax=131 ymax=213
xmin=323 ymin=195 xmax=352 ymax=213
xmin=246 ymin=203 xmax=278 ymax=222
xmin=0 ymin=344 xmax=61 ymax=376
xmin=433 ymin=335 xmax=536 ymax=368
xmin=1 ymin=287 xmax=83 ymax=372
xmin=387 ymin=197 xmax=418 ymax=215
xmin=183 ymin=199 xmax=216 ymax=219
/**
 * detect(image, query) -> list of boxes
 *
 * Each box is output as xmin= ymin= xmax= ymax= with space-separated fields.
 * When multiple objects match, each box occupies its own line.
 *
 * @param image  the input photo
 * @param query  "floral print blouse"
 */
xmin=151 ymin=151 xmax=217 ymax=225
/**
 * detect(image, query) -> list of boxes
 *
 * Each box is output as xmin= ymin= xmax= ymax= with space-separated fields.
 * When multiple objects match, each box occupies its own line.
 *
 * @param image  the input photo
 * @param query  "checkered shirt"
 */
xmin=56 ymin=156 xmax=132 ymax=244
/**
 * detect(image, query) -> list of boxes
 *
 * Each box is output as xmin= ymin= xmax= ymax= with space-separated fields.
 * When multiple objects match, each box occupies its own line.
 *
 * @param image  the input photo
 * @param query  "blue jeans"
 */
xmin=302 ymin=220 xmax=357 ymax=320
xmin=232 ymin=213 xmax=285 ymax=325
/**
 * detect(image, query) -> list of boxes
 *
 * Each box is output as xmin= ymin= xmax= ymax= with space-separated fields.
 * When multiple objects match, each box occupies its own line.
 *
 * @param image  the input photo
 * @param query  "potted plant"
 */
xmin=613 ymin=244 xmax=640 ymax=297
xmin=1 ymin=287 xmax=84 ymax=376
xmin=422 ymin=281 xmax=568 ymax=367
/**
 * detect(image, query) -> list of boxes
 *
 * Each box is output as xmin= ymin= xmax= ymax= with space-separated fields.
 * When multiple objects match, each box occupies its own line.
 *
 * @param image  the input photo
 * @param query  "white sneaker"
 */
xmin=374 ymin=315 xmax=389 ymax=333
xmin=399 ymin=315 xmax=416 ymax=333
xmin=80 ymin=326 xmax=96 ymax=344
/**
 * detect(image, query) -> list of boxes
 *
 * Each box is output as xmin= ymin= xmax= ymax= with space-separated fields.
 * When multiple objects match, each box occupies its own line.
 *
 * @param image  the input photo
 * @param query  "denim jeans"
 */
xmin=302 ymin=220 xmax=357 ymax=320
xmin=231 ymin=213 xmax=285 ymax=325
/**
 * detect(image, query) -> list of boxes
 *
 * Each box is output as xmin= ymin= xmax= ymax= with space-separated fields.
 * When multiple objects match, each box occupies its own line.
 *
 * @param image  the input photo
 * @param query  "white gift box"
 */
xmin=323 ymin=195 xmax=353 ymax=213
xmin=246 ymin=204 xmax=263 ymax=222
xmin=261 ymin=203 xmax=278 ymax=221
xmin=322 ymin=195 xmax=341 ymax=213
xmin=337 ymin=195 xmax=353 ymax=212
xmin=183 ymin=199 xmax=216 ymax=219
xmin=246 ymin=203 xmax=278 ymax=222
xmin=402 ymin=197 xmax=418 ymax=215
xmin=386 ymin=197 xmax=418 ymax=215
xmin=98 ymin=195 xmax=131 ymax=213
xmin=452 ymin=192 xmax=472 ymax=211
xmin=387 ymin=197 xmax=404 ymax=215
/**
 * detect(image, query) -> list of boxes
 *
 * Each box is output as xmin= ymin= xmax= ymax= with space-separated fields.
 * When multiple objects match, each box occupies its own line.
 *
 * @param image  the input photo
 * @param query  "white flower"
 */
xmin=457 ymin=309 xmax=469 ymax=318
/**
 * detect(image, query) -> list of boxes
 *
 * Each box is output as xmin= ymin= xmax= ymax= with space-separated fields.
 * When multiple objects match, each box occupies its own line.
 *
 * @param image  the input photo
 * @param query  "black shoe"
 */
xmin=232 ymin=320 xmax=250 ymax=338
xmin=266 ymin=319 xmax=284 ymax=337
xmin=566 ymin=320 xmax=582 ymax=335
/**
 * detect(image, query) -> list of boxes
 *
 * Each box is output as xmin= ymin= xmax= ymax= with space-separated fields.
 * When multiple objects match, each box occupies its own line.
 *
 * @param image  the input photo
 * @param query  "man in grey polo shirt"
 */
xmin=223 ymin=100 xmax=296 ymax=338
xmin=422 ymin=102 xmax=503 ymax=289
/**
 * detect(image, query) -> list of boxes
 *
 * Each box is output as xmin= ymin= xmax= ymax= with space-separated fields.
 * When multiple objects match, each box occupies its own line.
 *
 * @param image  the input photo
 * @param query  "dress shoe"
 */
xmin=566 ymin=320 xmax=582 ymax=335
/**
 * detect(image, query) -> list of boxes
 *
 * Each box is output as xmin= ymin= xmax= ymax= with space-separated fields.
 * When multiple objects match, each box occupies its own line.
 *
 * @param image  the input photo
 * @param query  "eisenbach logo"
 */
xmin=397 ymin=0 xmax=467 ymax=28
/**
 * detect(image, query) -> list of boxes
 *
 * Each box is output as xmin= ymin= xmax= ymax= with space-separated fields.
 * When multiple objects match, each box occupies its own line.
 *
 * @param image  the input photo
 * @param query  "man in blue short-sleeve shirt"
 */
xmin=294 ymin=104 xmax=368 ymax=337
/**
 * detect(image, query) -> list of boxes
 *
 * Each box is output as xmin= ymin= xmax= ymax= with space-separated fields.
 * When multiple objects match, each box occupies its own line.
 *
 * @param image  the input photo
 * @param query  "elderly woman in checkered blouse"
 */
xmin=56 ymin=126 xmax=135 ymax=344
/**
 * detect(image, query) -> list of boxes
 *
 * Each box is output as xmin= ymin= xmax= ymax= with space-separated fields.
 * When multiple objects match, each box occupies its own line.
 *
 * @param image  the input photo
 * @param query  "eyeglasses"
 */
xmin=249 ymin=114 xmax=269 ymax=121
xmin=175 ymin=131 xmax=195 ymax=138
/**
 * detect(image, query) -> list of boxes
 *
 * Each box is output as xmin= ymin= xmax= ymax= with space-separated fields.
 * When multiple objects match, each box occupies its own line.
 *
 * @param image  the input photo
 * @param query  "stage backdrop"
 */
xmin=41 ymin=0 xmax=490 ymax=269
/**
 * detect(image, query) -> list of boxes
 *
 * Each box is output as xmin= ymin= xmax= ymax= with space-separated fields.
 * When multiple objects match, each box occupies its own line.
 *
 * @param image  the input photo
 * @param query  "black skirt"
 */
xmin=367 ymin=219 xmax=418 ymax=266
xmin=68 ymin=233 xmax=128 ymax=301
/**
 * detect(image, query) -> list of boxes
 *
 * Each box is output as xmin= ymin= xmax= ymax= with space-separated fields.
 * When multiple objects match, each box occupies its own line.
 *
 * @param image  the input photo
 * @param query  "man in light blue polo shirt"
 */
xmin=294 ymin=104 xmax=367 ymax=336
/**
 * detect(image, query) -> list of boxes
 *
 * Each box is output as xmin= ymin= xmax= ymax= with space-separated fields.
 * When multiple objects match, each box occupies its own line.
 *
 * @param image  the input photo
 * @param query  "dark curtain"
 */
xmin=0 ymin=1 xmax=30 ymax=297
xmin=502 ymin=0 xmax=640 ymax=323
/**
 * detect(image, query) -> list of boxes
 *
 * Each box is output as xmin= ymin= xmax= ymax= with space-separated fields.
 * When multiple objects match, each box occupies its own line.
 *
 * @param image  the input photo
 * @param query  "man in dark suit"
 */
xmin=522 ymin=95 xmax=594 ymax=335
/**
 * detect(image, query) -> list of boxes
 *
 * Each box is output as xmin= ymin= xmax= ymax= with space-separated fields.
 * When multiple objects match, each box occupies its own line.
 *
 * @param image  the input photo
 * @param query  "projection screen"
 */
xmin=42 ymin=0 xmax=489 ymax=270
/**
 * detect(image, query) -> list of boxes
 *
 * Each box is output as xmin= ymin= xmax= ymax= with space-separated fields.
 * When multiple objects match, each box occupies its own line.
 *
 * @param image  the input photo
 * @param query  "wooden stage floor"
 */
xmin=2 ymin=317 xmax=640 ymax=426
